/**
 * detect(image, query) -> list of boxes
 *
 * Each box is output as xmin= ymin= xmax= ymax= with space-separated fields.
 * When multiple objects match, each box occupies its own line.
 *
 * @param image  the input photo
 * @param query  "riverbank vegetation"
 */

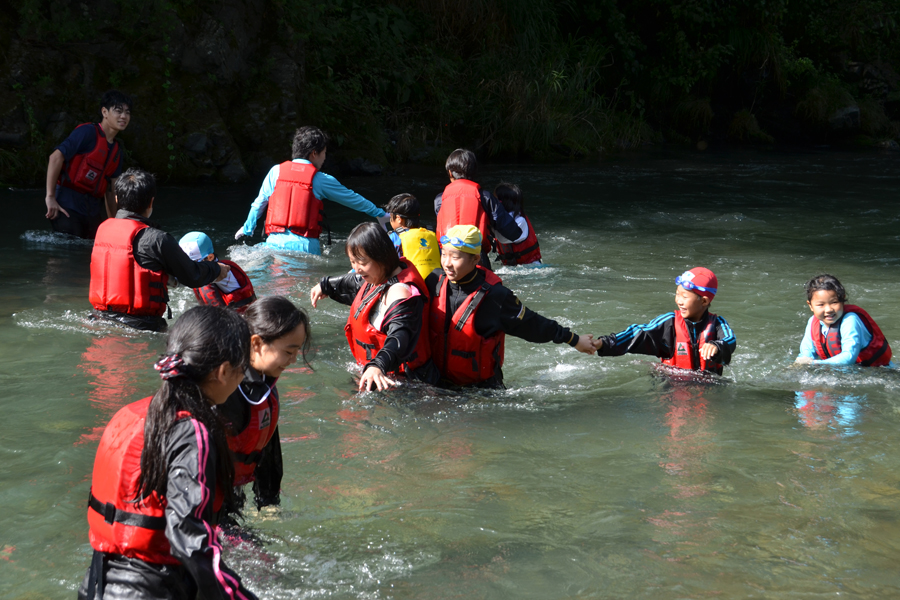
xmin=1 ymin=0 xmax=898 ymax=184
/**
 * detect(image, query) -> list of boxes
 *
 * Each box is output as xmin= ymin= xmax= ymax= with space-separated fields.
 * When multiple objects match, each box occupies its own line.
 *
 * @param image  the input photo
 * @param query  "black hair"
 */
xmin=115 ymin=168 xmax=156 ymax=213
xmin=445 ymin=148 xmax=477 ymax=180
xmin=101 ymin=90 xmax=133 ymax=112
xmin=385 ymin=193 xmax=421 ymax=228
xmin=494 ymin=182 xmax=524 ymax=216
xmin=291 ymin=126 xmax=328 ymax=160
xmin=138 ymin=306 xmax=250 ymax=516
xmin=805 ymin=274 xmax=847 ymax=303
xmin=346 ymin=222 xmax=402 ymax=279
xmin=242 ymin=296 xmax=312 ymax=368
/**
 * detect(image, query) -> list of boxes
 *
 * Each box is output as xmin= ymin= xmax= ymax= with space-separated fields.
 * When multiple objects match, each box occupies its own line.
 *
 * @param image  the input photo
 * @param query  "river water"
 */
xmin=2 ymin=149 xmax=900 ymax=599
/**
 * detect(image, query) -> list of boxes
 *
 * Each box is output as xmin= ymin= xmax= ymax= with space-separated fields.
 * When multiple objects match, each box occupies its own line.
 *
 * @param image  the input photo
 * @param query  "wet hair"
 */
xmin=445 ymin=148 xmax=477 ymax=180
xmin=138 ymin=306 xmax=250 ymax=516
xmin=242 ymin=296 xmax=312 ymax=368
xmin=805 ymin=274 xmax=847 ymax=303
xmin=291 ymin=126 xmax=328 ymax=160
xmin=115 ymin=168 xmax=156 ymax=213
xmin=346 ymin=222 xmax=401 ymax=279
xmin=494 ymin=182 xmax=524 ymax=216
xmin=385 ymin=193 xmax=421 ymax=228
xmin=101 ymin=89 xmax=133 ymax=112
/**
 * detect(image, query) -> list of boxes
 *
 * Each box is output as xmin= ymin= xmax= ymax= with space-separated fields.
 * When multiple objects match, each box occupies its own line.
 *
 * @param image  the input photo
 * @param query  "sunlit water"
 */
xmin=3 ymin=149 xmax=900 ymax=599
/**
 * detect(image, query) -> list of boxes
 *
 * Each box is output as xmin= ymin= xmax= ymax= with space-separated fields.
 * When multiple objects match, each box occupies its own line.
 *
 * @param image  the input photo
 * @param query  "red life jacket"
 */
xmin=192 ymin=259 xmax=256 ymax=312
xmin=430 ymin=266 xmax=506 ymax=385
xmin=496 ymin=215 xmax=542 ymax=265
xmin=89 ymin=218 xmax=169 ymax=317
xmin=343 ymin=262 xmax=432 ymax=375
xmin=436 ymin=179 xmax=490 ymax=253
xmin=87 ymin=397 xmax=182 ymax=565
xmin=228 ymin=382 xmax=279 ymax=486
xmin=264 ymin=161 xmax=324 ymax=238
xmin=60 ymin=123 xmax=121 ymax=198
xmin=810 ymin=304 xmax=892 ymax=366
xmin=661 ymin=311 xmax=722 ymax=374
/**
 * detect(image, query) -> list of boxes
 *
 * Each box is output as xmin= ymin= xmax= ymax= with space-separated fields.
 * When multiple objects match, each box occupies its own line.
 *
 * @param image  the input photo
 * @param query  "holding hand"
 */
xmin=359 ymin=366 xmax=398 ymax=392
xmin=574 ymin=334 xmax=596 ymax=355
xmin=310 ymin=284 xmax=328 ymax=308
xmin=592 ymin=337 xmax=604 ymax=351
xmin=699 ymin=342 xmax=720 ymax=361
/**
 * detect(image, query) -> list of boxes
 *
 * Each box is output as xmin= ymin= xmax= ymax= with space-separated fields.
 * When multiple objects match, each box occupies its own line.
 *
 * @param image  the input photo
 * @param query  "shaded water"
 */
xmin=3 ymin=149 xmax=900 ymax=599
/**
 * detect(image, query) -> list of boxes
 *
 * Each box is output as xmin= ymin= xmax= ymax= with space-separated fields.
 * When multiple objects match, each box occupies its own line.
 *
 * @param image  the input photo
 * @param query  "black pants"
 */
xmin=50 ymin=210 xmax=104 ymax=239
xmin=79 ymin=551 xmax=194 ymax=600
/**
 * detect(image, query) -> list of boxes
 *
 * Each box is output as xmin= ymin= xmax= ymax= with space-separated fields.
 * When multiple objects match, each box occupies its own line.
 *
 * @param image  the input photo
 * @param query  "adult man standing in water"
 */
xmin=44 ymin=90 xmax=131 ymax=239
xmin=235 ymin=126 xmax=388 ymax=254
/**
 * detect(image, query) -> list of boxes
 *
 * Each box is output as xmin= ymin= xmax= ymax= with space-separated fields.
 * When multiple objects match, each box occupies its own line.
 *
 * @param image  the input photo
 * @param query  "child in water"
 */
xmin=492 ymin=182 xmax=542 ymax=266
xmin=179 ymin=231 xmax=256 ymax=311
xmin=215 ymin=296 xmax=311 ymax=514
xmin=593 ymin=267 xmax=736 ymax=374
xmin=385 ymin=193 xmax=441 ymax=280
xmin=795 ymin=274 xmax=892 ymax=366
xmin=79 ymin=306 xmax=258 ymax=600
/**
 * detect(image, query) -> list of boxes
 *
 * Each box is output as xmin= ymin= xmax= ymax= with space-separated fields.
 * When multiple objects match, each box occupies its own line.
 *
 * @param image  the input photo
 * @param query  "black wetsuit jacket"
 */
xmin=95 ymin=210 xmax=222 ymax=331
xmin=319 ymin=264 xmax=439 ymax=383
xmin=216 ymin=366 xmax=283 ymax=510
xmin=424 ymin=267 xmax=579 ymax=387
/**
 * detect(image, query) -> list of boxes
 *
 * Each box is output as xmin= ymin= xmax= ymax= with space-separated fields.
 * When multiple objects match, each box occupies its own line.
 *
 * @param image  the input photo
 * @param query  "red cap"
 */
xmin=675 ymin=267 xmax=718 ymax=299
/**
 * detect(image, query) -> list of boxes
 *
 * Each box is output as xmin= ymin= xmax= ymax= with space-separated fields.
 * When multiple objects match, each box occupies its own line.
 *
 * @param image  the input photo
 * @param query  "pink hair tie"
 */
xmin=154 ymin=353 xmax=186 ymax=380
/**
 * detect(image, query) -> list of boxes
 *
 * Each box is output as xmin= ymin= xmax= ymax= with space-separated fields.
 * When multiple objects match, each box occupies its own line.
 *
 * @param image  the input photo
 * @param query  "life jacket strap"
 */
xmin=88 ymin=492 xmax=166 ymax=530
xmin=499 ymin=242 xmax=539 ymax=261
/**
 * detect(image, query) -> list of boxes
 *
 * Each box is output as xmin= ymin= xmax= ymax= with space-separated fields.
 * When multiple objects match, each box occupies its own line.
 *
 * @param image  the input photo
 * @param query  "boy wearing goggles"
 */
xmin=592 ymin=267 xmax=736 ymax=374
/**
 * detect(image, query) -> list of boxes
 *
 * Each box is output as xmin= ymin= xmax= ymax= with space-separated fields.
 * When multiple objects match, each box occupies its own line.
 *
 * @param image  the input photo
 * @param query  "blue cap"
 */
xmin=178 ymin=231 xmax=215 ymax=262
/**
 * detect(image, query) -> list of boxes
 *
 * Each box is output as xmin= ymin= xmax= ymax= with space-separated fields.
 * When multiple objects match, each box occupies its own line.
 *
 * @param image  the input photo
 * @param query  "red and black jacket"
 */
xmin=661 ymin=311 xmax=722 ymax=374
xmin=264 ymin=161 xmax=324 ymax=238
xmin=60 ymin=123 xmax=121 ymax=198
xmin=436 ymin=179 xmax=490 ymax=253
xmin=225 ymin=378 xmax=279 ymax=488
xmin=87 ymin=397 xmax=181 ymax=565
xmin=810 ymin=304 xmax=892 ymax=366
xmin=343 ymin=263 xmax=432 ymax=376
xmin=430 ymin=266 xmax=505 ymax=385
xmin=495 ymin=215 xmax=542 ymax=265
xmin=89 ymin=218 xmax=169 ymax=317
xmin=193 ymin=260 xmax=256 ymax=312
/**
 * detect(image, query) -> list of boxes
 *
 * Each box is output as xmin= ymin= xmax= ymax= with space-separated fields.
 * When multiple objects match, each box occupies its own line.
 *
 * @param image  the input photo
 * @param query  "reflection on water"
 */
xmin=4 ymin=150 xmax=900 ymax=598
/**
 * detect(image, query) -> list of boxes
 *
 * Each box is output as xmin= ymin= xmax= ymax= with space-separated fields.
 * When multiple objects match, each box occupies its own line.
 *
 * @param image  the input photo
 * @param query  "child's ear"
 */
xmin=250 ymin=334 xmax=264 ymax=355
xmin=807 ymin=301 xmax=814 ymax=312
xmin=701 ymin=295 xmax=711 ymax=308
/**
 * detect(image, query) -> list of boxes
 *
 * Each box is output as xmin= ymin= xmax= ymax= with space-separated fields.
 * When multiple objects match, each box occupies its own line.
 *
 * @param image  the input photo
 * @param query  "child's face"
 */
xmin=807 ymin=289 xmax=844 ymax=326
xmin=675 ymin=285 xmax=710 ymax=321
xmin=441 ymin=248 xmax=479 ymax=281
xmin=250 ymin=325 xmax=307 ymax=378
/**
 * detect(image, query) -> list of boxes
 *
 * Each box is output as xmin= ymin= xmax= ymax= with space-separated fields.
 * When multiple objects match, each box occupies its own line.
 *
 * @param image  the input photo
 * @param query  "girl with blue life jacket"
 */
xmin=385 ymin=193 xmax=441 ymax=280
xmin=79 ymin=306 xmax=258 ymax=600
xmin=593 ymin=267 xmax=736 ymax=375
xmin=310 ymin=222 xmax=440 ymax=391
xmin=795 ymin=274 xmax=892 ymax=367
xmin=215 ymin=296 xmax=311 ymax=516
xmin=179 ymin=231 xmax=257 ymax=312
xmin=492 ymin=183 xmax=542 ymax=266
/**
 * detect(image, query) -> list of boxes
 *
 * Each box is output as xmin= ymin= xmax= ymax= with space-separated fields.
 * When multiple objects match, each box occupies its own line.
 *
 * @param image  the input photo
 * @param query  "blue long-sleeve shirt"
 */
xmin=797 ymin=313 xmax=873 ymax=365
xmin=239 ymin=159 xmax=386 ymax=252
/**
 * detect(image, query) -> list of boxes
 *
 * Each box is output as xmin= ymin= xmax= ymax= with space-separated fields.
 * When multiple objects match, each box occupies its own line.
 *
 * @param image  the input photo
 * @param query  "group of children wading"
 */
xmin=47 ymin=92 xmax=890 ymax=600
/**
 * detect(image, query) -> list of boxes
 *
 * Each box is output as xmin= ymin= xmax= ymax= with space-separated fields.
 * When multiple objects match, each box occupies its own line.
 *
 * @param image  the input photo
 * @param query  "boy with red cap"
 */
xmin=592 ymin=267 xmax=736 ymax=374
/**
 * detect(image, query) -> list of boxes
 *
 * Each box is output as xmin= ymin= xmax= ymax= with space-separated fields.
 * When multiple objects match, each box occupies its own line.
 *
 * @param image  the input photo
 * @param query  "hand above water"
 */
xmin=45 ymin=195 xmax=69 ymax=220
xmin=574 ymin=334 xmax=596 ymax=355
xmin=699 ymin=342 xmax=720 ymax=360
xmin=592 ymin=337 xmax=604 ymax=351
xmin=310 ymin=284 xmax=328 ymax=308
xmin=234 ymin=227 xmax=247 ymax=240
xmin=359 ymin=366 xmax=399 ymax=392
xmin=214 ymin=262 xmax=232 ymax=282
xmin=794 ymin=356 xmax=814 ymax=365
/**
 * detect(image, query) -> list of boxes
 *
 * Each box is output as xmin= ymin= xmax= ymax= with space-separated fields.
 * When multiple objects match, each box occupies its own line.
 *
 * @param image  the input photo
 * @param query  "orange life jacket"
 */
xmin=430 ymin=266 xmax=505 ymax=384
xmin=661 ymin=311 xmax=722 ymax=374
xmin=59 ymin=123 xmax=121 ymax=198
xmin=810 ymin=304 xmax=892 ymax=366
xmin=193 ymin=260 xmax=256 ymax=312
xmin=343 ymin=263 xmax=431 ymax=375
xmin=496 ymin=215 xmax=541 ymax=265
xmin=227 ymin=382 xmax=279 ymax=486
xmin=436 ymin=179 xmax=490 ymax=253
xmin=89 ymin=218 xmax=169 ymax=317
xmin=264 ymin=161 xmax=324 ymax=238
xmin=87 ymin=397 xmax=181 ymax=565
